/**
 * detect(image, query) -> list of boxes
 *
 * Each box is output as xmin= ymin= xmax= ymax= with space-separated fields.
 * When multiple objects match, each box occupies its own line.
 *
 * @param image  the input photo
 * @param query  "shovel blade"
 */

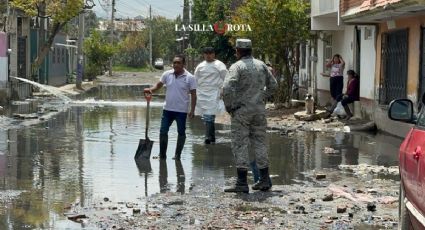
xmin=135 ymin=138 xmax=154 ymax=160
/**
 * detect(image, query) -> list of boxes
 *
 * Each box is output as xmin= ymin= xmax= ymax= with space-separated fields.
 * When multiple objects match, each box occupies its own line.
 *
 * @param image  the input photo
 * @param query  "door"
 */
xmin=419 ymin=27 xmax=425 ymax=104
xmin=17 ymin=37 xmax=27 ymax=78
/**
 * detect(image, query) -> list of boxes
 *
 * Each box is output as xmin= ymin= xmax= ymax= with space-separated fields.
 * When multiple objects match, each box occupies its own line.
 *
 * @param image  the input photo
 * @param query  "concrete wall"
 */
xmin=0 ymin=32 xmax=7 ymax=87
xmin=48 ymin=34 xmax=68 ymax=86
xmin=358 ymin=26 xmax=376 ymax=100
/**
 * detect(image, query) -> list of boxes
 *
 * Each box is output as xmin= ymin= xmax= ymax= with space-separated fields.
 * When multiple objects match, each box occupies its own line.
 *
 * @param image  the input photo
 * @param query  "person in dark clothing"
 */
xmin=328 ymin=70 xmax=360 ymax=120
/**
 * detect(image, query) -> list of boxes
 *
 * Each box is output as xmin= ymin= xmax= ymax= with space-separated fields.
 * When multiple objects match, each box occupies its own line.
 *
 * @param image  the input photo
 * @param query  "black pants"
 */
xmin=330 ymin=76 xmax=343 ymax=100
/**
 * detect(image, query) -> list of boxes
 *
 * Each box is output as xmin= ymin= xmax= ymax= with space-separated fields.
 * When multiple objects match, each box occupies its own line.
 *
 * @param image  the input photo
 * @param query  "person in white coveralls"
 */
xmin=194 ymin=47 xmax=228 ymax=144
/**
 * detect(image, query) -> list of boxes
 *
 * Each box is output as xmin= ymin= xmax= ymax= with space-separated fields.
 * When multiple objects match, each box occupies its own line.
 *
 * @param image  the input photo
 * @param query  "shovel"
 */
xmin=135 ymin=94 xmax=154 ymax=160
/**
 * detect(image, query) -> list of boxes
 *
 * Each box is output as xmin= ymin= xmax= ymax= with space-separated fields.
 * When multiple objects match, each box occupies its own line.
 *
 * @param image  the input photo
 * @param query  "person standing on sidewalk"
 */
xmin=321 ymin=54 xmax=345 ymax=102
xmin=143 ymin=54 xmax=197 ymax=160
xmin=223 ymin=39 xmax=277 ymax=193
xmin=194 ymin=47 xmax=228 ymax=144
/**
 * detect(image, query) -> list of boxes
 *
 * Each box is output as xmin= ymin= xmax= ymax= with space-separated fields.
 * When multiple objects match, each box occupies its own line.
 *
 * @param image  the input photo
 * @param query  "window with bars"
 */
xmin=379 ymin=29 xmax=408 ymax=105
xmin=323 ymin=34 xmax=332 ymax=72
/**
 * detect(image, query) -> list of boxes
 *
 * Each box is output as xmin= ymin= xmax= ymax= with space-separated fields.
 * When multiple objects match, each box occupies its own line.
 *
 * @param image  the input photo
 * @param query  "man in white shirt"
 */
xmin=144 ymin=55 xmax=197 ymax=160
xmin=194 ymin=47 xmax=228 ymax=144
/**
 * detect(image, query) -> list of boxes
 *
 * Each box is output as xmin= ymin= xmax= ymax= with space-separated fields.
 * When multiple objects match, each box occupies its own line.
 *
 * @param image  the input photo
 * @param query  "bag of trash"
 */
xmin=333 ymin=102 xmax=347 ymax=116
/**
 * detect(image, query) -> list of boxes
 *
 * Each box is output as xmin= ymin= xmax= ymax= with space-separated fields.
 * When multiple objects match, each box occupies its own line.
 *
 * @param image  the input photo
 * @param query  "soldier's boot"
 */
xmin=250 ymin=160 xmax=272 ymax=187
xmin=159 ymin=134 xmax=168 ymax=159
xmin=252 ymin=167 xmax=271 ymax=191
xmin=173 ymin=135 xmax=186 ymax=160
xmin=224 ymin=168 xmax=249 ymax=193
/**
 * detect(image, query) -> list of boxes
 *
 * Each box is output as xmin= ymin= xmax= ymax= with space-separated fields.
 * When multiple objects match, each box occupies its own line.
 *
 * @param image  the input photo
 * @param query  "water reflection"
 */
xmin=175 ymin=160 xmax=185 ymax=194
xmin=0 ymin=102 xmax=402 ymax=229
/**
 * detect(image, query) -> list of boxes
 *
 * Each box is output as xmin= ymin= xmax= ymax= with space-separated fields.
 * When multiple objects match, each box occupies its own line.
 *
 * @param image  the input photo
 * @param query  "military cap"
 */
xmin=235 ymin=38 xmax=252 ymax=49
xmin=202 ymin=47 xmax=215 ymax=53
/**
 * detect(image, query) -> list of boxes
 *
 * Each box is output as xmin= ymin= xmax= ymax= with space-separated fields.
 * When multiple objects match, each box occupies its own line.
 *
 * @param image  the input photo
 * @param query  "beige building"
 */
xmin=307 ymin=0 xmax=425 ymax=137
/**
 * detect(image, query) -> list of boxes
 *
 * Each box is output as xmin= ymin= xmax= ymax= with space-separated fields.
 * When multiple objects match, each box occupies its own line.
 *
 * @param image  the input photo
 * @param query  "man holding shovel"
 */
xmin=144 ymin=54 xmax=197 ymax=160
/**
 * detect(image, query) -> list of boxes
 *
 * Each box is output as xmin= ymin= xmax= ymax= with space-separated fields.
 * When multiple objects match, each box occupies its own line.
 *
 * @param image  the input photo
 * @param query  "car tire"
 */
xmin=399 ymin=183 xmax=411 ymax=230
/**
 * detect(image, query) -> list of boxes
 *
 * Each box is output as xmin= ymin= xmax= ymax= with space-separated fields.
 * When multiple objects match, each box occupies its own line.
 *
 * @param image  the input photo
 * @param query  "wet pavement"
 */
xmin=0 ymin=74 xmax=403 ymax=229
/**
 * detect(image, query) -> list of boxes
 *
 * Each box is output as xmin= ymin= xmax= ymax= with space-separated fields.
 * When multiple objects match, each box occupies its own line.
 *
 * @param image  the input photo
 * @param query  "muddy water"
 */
xmin=0 ymin=91 xmax=402 ymax=229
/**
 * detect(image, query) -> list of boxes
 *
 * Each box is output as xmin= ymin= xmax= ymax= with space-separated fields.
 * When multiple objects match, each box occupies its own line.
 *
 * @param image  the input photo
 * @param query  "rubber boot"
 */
xmin=173 ymin=135 xmax=186 ymax=160
xmin=159 ymin=134 xmax=168 ymax=159
xmin=204 ymin=122 xmax=216 ymax=144
xmin=208 ymin=122 xmax=216 ymax=143
xmin=224 ymin=168 xmax=249 ymax=193
xmin=252 ymin=167 xmax=271 ymax=191
xmin=204 ymin=122 xmax=211 ymax=144
xmin=343 ymin=104 xmax=353 ymax=120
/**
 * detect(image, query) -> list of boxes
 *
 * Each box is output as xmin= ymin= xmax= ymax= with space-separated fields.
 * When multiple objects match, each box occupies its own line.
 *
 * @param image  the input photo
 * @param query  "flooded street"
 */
xmin=0 ymin=85 xmax=402 ymax=229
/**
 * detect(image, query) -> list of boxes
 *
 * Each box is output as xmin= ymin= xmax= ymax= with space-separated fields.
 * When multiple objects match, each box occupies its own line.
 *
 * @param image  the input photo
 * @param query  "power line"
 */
xmin=116 ymin=1 xmax=147 ymax=18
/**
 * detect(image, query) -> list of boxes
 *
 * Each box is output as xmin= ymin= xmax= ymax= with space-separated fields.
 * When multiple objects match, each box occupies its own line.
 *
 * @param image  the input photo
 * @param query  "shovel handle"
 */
xmin=144 ymin=92 xmax=152 ymax=102
xmin=145 ymin=95 xmax=150 ymax=139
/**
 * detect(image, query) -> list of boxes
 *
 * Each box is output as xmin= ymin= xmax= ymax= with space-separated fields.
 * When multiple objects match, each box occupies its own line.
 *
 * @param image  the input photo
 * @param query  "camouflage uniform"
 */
xmin=223 ymin=49 xmax=277 ymax=170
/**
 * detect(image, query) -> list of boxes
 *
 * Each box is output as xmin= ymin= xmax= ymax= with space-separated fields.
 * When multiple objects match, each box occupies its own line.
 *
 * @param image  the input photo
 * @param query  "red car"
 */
xmin=388 ymin=97 xmax=425 ymax=230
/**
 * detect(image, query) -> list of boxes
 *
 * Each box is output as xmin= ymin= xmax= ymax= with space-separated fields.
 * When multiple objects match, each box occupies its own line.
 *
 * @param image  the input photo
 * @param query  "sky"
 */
xmin=93 ymin=0 xmax=183 ymax=20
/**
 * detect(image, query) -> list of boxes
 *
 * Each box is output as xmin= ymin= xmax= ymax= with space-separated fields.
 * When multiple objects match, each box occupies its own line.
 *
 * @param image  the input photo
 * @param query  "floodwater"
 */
xmin=0 ymin=86 xmax=402 ymax=229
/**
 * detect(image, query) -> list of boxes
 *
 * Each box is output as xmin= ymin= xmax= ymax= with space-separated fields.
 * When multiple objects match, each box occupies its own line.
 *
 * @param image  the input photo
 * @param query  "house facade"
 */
xmin=341 ymin=0 xmax=425 ymax=136
xmin=307 ymin=0 xmax=424 ymax=137
xmin=4 ymin=8 xmax=70 ymax=103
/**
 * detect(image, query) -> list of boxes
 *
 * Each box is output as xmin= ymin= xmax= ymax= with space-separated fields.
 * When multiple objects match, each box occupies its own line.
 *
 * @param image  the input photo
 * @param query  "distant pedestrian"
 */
xmin=143 ymin=54 xmax=197 ymax=160
xmin=194 ymin=47 xmax=228 ymax=144
xmin=321 ymin=54 xmax=345 ymax=101
xmin=223 ymin=38 xmax=277 ymax=193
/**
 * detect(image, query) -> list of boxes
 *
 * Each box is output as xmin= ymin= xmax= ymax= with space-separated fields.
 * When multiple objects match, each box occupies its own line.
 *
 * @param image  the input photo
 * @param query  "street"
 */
xmin=0 ymin=71 xmax=402 ymax=229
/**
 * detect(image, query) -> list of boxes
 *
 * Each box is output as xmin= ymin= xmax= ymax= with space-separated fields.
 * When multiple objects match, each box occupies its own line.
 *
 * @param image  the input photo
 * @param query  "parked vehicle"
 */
xmin=154 ymin=58 xmax=164 ymax=70
xmin=388 ymin=94 xmax=425 ymax=230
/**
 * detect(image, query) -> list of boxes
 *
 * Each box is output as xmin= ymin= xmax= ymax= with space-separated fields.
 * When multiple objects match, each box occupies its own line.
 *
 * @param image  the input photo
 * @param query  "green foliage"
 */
xmin=112 ymin=65 xmax=151 ymax=72
xmin=10 ymin=0 xmax=84 ymax=24
xmin=191 ymin=0 xmax=235 ymax=65
xmin=115 ymin=32 xmax=149 ymax=67
xmin=151 ymin=16 xmax=179 ymax=63
xmin=232 ymin=0 xmax=310 ymax=103
xmin=84 ymin=31 xmax=116 ymax=79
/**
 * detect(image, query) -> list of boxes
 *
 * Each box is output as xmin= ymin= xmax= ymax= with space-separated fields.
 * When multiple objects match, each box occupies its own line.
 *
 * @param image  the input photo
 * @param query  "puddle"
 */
xmin=0 ymin=85 xmax=403 ymax=229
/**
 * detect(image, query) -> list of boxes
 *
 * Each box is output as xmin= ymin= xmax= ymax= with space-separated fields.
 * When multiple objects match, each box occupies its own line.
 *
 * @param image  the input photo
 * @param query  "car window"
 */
xmin=417 ymin=106 xmax=425 ymax=127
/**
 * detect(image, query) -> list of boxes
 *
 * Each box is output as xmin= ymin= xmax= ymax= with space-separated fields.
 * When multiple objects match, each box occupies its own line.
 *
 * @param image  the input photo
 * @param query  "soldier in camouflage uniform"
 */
xmin=223 ymin=39 xmax=277 ymax=193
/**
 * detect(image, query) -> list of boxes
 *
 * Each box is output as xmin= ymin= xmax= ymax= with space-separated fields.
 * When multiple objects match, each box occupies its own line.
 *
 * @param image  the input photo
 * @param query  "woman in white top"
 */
xmin=321 ymin=54 xmax=345 ymax=101
xmin=194 ymin=47 xmax=228 ymax=144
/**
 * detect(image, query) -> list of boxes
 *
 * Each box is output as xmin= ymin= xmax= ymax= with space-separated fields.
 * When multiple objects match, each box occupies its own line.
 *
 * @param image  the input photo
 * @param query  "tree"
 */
xmin=116 ymin=31 xmax=149 ymax=67
xmin=10 ymin=0 xmax=94 ymax=76
xmin=150 ymin=16 xmax=178 ymax=63
xmin=84 ymin=31 xmax=115 ymax=79
xmin=190 ymin=0 xmax=236 ymax=65
xmin=232 ymin=0 xmax=310 ymax=104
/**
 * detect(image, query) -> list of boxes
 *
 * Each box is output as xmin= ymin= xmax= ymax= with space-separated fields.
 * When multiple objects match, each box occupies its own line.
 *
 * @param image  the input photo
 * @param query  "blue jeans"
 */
xmin=202 ymin=114 xmax=215 ymax=123
xmin=160 ymin=110 xmax=187 ymax=136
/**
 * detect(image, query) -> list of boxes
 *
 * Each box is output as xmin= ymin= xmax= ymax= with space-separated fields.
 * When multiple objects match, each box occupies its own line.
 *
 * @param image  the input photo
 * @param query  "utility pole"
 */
xmin=149 ymin=5 xmax=152 ymax=67
xmin=109 ymin=0 xmax=115 ymax=77
xmin=76 ymin=11 xmax=85 ymax=89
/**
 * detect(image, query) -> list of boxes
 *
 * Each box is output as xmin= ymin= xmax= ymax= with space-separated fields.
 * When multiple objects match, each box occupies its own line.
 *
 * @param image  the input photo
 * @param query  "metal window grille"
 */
xmin=379 ymin=29 xmax=408 ymax=105
xmin=323 ymin=35 xmax=332 ymax=72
